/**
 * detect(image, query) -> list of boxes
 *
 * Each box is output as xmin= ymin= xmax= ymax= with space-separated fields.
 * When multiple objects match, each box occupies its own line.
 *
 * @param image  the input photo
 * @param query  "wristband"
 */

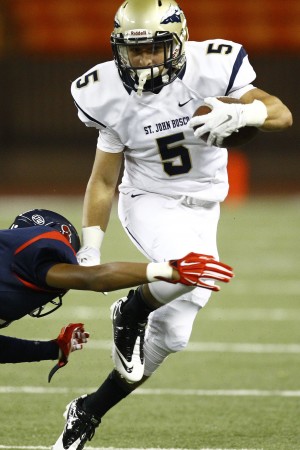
xmin=82 ymin=226 xmax=105 ymax=249
xmin=242 ymin=100 xmax=268 ymax=127
xmin=146 ymin=262 xmax=173 ymax=282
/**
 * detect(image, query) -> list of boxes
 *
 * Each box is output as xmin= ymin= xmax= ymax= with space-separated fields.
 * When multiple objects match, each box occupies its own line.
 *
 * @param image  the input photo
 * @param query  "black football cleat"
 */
xmin=51 ymin=395 xmax=100 ymax=450
xmin=110 ymin=292 xmax=147 ymax=383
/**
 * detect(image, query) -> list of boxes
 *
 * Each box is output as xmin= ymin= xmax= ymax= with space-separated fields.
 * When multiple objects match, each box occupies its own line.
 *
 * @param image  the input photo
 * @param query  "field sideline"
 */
xmin=0 ymin=195 xmax=299 ymax=450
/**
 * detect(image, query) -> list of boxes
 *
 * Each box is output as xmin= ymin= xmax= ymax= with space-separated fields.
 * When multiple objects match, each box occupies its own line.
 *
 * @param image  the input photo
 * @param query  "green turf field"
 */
xmin=0 ymin=196 xmax=299 ymax=450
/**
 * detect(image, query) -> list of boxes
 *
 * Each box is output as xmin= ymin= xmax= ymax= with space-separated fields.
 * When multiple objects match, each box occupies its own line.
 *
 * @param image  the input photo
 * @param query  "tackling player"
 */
xmin=52 ymin=0 xmax=292 ymax=448
xmin=0 ymin=208 xmax=232 ymax=381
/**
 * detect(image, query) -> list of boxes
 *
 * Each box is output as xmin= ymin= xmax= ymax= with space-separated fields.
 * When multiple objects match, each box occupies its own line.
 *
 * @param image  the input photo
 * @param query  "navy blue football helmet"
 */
xmin=9 ymin=209 xmax=81 ymax=319
xmin=10 ymin=209 xmax=80 ymax=253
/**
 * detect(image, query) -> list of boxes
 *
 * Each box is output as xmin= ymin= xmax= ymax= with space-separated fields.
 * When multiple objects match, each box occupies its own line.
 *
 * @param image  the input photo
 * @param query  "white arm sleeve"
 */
xmin=228 ymin=84 xmax=256 ymax=100
xmin=77 ymin=109 xmax=103 ymax=129
xmin=97 ymin=127 xmax=125 ymax=153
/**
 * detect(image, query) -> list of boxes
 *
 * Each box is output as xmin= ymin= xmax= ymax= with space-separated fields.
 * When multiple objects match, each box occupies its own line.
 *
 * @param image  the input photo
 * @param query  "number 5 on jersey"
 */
xmin=157 ymin=132 xmax=192 ymax=176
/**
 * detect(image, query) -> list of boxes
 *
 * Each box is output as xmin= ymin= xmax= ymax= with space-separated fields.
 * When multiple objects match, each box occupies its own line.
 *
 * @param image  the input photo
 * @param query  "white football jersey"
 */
xmin=71 ymin=39 xmax=256 ymax=202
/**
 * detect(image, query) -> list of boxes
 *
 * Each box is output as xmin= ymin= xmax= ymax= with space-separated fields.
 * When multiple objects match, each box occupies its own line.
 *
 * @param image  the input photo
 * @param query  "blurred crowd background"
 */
xmin=0 ymin=0 xmax=299 ymax=197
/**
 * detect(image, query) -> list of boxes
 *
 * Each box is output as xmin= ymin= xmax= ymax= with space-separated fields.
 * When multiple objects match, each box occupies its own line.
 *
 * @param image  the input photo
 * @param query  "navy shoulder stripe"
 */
xmin=74 ymin=100 xmax=106 ymax=128
xmin=225 ymin=47 xmax=247 ymax=96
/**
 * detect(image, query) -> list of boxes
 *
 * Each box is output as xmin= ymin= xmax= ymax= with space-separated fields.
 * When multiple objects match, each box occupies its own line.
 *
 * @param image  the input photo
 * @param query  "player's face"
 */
xmin=127 ymin=43 xmax=166 ymax=70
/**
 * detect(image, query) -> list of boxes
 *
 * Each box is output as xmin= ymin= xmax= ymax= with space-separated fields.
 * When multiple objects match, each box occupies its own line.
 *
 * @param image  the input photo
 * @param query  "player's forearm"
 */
xmin=82 ymin=148 xmax=122 ymax=232
xmin=0 ymin=335 xmax=58 ymax=363
xmin=91 ymin=262 xmax=179 ymax=292
xmin=259 ymin=96 xmax=293 ymax=131
xmin=83 ymin=176 xmax=115 ymax=232
xmin=241 ymin=89 xmax=293 ymax=131
xmin=46 ymin=262 xmax=178 ymax=292
xmin=80 ymin=176 xmax=116 ymax=258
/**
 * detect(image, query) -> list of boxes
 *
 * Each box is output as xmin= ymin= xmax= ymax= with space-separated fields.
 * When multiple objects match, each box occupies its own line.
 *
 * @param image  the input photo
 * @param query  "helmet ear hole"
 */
xmin=10 ymin=209 xmax=81 ymax=253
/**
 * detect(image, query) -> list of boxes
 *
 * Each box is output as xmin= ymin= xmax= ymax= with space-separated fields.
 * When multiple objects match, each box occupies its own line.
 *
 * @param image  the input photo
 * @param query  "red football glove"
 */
xmin=168 ymin=252 xmax=234 ymax=291
xmin=48 ymin=323 xmax=89 ymax=383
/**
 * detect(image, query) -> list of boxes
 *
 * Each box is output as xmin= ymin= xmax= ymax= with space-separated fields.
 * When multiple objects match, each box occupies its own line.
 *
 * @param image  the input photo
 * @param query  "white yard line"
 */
xmin=84 ymin=340 xmax=300 ymax=354
xmin=135 ymin=389 xmax=300 ymax=397
xmin=1 ymin=339 xmax=299 ymax=354
xmin=28 ymin=305 xmax=300 ymax=321
xmin=0 ymin=386 xmax=300 ymax=397
xmin=0 ymin=446 xmax=263 ymax=450
xmin=185 ymin=342 xmax=300 ymax=353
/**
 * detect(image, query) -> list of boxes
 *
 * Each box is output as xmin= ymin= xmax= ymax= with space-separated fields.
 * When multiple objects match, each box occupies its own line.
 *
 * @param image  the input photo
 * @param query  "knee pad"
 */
xmin=163 ymin=322 xmax=191 ymax=352
xmin=143 ymin=299 xmax=201 ymax=376
xmin=143 ymin=323 xmax=192 ymax=377
xmin=143 ymin=340 xmax=170 ymax=377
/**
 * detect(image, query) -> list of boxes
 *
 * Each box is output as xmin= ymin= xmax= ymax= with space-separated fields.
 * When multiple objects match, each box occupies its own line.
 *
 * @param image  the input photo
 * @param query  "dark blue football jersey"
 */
xmin=0 ymin=226 xmax=77 ymax=323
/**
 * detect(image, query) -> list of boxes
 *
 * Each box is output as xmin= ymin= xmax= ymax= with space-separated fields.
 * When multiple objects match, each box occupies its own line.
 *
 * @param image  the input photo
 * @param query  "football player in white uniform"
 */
xmin=52 ymin=0 xmax=292 ymax=448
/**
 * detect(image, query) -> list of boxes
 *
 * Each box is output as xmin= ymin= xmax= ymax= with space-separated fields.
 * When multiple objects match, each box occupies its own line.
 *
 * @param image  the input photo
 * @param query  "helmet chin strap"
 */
xmin=136 ymin=67 xmax=160 ymax=95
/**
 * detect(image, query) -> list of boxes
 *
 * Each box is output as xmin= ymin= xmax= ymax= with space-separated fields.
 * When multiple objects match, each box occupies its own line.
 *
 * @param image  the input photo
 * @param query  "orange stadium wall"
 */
xmin=0 ymin=0 xmax=299 ymax=196
xmin=2 ymin=0 xmax=300 ymax=55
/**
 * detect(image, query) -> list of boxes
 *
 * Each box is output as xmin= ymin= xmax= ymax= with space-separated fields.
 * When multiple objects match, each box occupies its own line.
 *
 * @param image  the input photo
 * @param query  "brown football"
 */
xmin=192 ymin=97 xmax=258 ymax=148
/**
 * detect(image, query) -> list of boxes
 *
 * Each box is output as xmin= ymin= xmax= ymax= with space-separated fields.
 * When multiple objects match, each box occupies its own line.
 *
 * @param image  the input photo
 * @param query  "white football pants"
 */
xmin=118 ymin=192 xmax=220 ymax=376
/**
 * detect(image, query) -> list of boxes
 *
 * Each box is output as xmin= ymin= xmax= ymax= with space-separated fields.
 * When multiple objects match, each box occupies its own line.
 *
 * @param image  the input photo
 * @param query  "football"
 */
xmin=192 ymin=97 xmax=258 ymax=148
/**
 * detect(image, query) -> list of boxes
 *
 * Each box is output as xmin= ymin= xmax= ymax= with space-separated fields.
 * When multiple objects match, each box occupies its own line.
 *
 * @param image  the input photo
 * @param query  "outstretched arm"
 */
xmin=46 ymin=253 xmax=234 ymax=293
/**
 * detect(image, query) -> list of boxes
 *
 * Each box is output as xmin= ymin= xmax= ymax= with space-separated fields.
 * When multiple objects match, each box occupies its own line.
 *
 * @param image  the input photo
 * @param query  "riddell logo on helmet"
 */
xmin=129 ymin=30 xmax=147 ymax=36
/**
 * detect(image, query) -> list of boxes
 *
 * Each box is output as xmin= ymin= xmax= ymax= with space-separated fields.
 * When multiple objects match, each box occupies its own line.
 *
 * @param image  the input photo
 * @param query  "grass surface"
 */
xmin=0 ymin=195 xmax=299 ymax=450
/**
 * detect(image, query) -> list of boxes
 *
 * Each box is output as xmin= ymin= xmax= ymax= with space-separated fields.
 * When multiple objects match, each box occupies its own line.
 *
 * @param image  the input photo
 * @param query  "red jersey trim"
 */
xmin=14 ymin=230 xmax=76 ymax=255
xmin=14 ymin=274 xmax=48 ymax=292
xmin=13 ymin=230 xmax=74 ymax=292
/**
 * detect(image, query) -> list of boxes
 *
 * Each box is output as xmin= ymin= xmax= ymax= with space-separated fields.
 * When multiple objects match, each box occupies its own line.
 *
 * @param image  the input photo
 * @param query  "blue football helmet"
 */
xmin=9 ymin=209 xmax=81 ymax=319
xmin=10 ymin=209 xmax=80 ymax=253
